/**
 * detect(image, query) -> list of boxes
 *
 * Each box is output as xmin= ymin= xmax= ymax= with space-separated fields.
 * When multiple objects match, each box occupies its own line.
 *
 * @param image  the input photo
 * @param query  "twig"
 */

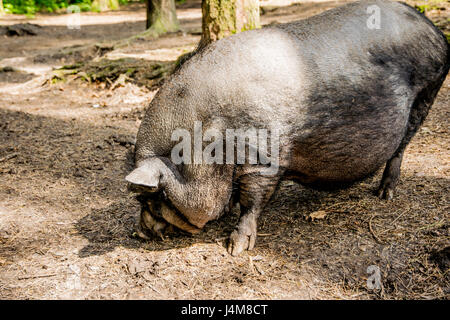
xmin=147 ymin=283 xmax=161 ymax=294
xmin=248 ymin=256 xmax=256 ymax=275
xmin=0 ymin=153 xmax=18 ymax=162
xmin=369 ymin=215 xmax=385 ymax=244
xmin=416 ymin=220 xmax=446 ymax=232
xmin=18 ymin=273 xmax=58 ymax=280
xmin=254 ymin=263 xmax=265 ymax=276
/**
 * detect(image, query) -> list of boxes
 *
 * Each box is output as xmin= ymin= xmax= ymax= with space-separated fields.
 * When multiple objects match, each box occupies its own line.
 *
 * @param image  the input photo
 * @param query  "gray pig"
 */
xmin=126 ymin=0 xmax=449 ymax=256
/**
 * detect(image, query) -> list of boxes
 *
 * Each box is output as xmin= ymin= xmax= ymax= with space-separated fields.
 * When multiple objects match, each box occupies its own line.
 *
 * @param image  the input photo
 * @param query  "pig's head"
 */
xmin=125 ymin=158 xmax=201 ymax=240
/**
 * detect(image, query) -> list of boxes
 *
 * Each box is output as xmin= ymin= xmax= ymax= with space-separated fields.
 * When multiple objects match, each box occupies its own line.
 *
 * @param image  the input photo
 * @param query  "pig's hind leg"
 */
xmin=228 ymin=170 xmax=282 ymax=256
xmin=377 ymin=79 xmax=443 ymax=200
xmin=377 ymin=150 xmax=404 ymax=200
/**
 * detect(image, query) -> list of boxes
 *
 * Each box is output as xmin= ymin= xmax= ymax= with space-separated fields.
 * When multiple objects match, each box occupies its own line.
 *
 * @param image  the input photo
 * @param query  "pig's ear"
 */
xmin=125 ymin=162 xmax=160 ymax=191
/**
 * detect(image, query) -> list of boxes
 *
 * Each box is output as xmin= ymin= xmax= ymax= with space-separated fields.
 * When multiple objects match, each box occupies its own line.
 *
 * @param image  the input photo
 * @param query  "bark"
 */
xmin=146 ymin=0 xmax=180 ymax=35
xmin=200 ymin=0 xmax=260 ymax=46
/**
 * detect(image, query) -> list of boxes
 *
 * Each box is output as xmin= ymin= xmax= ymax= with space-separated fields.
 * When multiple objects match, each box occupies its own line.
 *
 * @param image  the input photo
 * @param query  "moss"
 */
xmin=51 ymin=77 xmax=62 ymax=84
xmin=108 ymin=0 xmax=119 ymax=10
xmin=414 ymin=4 xmax=443 ymax=14
xmin=242 ymin=0 xmax=261 ymax=31
xmin=414 ymin=4 xmax=428 ymax=13
xmin=60 ymin=62 xmax=84 ymax=70
xmin=51 ymin=57 xmax=176 ymax=89
xmin=141 ymin=17 xmax=178 ymax=38
xmin=144 ymin=0 xmax=180 ymax=37
xmin=202 ymin=0 xmax=236 ymax=41
xmin=126 ymin=68 xmax=136 ymax=76
xmin=91 ymin=0 xmax=119 ymax=12
xmin=201 ymin=0 xmax=260 ymax=43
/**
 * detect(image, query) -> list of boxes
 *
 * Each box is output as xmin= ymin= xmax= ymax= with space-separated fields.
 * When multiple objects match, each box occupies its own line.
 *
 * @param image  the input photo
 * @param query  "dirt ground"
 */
xmin=0 ymin=0 xmax=449 ymax=300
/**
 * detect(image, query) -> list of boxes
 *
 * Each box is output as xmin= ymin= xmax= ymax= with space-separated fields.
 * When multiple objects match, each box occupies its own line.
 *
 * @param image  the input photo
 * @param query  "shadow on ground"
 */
xmin=0 ymin=67 xmax=37 ymax=84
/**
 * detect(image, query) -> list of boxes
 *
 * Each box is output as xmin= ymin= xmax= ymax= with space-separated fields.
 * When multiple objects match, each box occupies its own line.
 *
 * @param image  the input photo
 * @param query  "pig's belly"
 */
xmin=285 ymin=73 xmax=412 ymax=185
xmin=287 ymin=121 xmax=407 ymax=185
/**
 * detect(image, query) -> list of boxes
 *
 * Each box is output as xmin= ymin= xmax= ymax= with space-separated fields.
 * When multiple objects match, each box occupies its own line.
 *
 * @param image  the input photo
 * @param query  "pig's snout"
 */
xmin=127 ymin=182 xmax=159 ymax=194
xmin=137 ymin=206 xmax=168 ymax=240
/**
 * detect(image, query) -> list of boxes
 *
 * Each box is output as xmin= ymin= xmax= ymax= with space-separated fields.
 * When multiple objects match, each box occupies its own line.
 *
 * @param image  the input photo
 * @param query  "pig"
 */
xmin=126 ymin=0 xmax=450 ymax=256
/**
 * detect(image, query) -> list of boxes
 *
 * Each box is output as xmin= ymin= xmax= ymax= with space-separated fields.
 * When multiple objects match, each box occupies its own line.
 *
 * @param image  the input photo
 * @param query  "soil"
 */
xmin=0 ymin=0 xmax=449 ymax=299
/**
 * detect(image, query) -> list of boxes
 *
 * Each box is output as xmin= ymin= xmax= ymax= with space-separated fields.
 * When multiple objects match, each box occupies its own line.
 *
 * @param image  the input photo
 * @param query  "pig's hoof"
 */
xmin=228 ymin=230 xmax=255 ymax=256
xmin=377 ymin=184 xmax=395 ymax=200
xmin=223 ymin=203 xmax=232 ymax=215
xmin=135 ymin=227 xmax=152 ymax=240
xmin=223 ymin=196 xmax=236 ymax=215
xmin=227 ymin=220 xmax=257 ymax=256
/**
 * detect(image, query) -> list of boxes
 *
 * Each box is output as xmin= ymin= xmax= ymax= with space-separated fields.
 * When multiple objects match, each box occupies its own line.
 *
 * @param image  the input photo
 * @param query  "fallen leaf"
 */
xmin=309 ymin=210 xmax=327 ymax=221
xmin=127 ymin=258 xmax=146 ymax=275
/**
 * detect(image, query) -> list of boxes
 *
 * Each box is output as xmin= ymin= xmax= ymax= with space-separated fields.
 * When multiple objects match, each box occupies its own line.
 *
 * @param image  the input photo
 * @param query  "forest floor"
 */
xmin=0 ymin=0 xmax=449 ymax=299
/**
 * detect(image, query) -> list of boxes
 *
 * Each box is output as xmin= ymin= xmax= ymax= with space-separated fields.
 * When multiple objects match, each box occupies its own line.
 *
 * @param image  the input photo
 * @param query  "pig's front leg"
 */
xmin=377 ymin=150 xmax=404 ymax=200
xmin=228 ymin=171 xmax=282 ymax=256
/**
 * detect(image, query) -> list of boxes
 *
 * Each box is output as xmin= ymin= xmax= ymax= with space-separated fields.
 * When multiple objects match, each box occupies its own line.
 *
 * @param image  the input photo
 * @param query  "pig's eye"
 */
xmin=136 ymin=190 xmax=161 ymax=204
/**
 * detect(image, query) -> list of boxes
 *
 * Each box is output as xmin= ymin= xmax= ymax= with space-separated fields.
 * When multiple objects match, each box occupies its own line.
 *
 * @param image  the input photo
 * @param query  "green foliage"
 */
xmin=91 ymin=0 xmax=119 ymax=12
xmin=3 ymin=0 xmax=129 ymax=14
xmin=414 ymin=3 xmax=443 ymax=14
xmin=415 ymin=4 xmax=429 ymax=13
xmin=415 ymin=5 xmax=424 ymax=13
xmin=71 ymin=0 xmax=93 ymax=12
xmin=4 ymin=0 xmax=37 ymax=14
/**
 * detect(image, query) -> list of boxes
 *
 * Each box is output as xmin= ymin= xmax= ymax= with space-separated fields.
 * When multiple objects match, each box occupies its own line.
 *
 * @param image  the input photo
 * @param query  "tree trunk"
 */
xmin=200 ymin=0 xmax=260 ymax=46
xmin=91 ymin=0 xmax=120 ymax=12
xmin=146 ymin=0 xmax=180 ymax=34
xmin=0 ymin=0 xmax=4 ymax=15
